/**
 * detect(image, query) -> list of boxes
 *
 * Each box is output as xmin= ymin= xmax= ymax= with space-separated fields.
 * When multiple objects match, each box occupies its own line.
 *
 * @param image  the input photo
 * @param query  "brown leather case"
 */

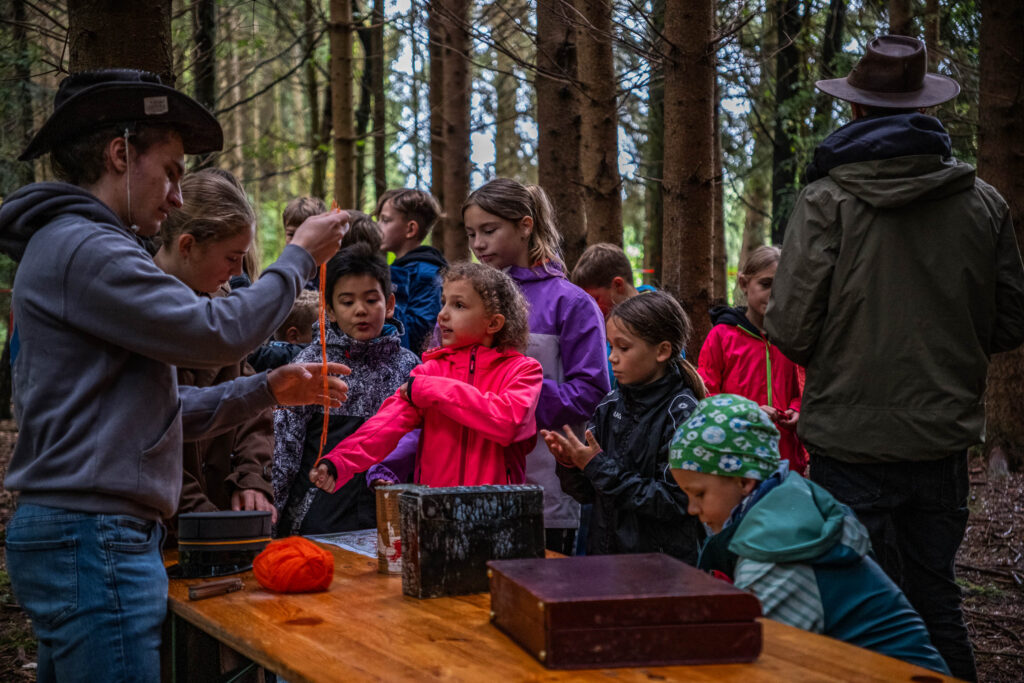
xmin=487 ymin=553 xmax=763 ymax=669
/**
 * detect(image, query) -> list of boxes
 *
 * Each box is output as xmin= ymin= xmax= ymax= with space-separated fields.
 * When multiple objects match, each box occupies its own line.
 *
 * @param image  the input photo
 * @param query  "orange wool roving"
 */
xmin=253 ymin=537 xmax=334 ymax=593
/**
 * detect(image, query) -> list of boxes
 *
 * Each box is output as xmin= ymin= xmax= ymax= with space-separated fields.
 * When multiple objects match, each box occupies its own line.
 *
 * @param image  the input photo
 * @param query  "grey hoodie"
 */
xmin=0 ymin=182 xmax=316 ymax=520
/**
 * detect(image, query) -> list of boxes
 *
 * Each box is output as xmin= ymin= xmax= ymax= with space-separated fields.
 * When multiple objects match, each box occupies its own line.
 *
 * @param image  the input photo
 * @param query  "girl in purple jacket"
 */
xmin=464 ymin=178 xmax=610 ymax=553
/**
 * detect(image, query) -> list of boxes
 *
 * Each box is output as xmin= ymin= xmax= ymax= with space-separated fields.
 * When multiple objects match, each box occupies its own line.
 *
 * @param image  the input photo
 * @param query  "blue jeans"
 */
xmin=5 ymin=504 xmax=167 ymax=683
xmin=810 ymin=452 xmax=977 ymax=682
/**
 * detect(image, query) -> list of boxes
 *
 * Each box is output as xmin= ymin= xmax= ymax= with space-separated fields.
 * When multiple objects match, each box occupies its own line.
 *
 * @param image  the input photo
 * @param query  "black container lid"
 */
xmin=177 ymin=510 xmax=272 ymax=543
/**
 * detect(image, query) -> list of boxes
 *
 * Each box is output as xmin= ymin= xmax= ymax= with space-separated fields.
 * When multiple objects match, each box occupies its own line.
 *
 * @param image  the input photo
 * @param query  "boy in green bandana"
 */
xmin=669 ymin=395 xmax=949 ymax=675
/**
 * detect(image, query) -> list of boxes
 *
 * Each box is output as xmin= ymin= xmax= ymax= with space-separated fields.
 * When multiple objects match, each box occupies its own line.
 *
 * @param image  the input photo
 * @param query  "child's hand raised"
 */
xmin=541 ymin=426 xmax=602 ymax=470
xmin=541 ymin=429 xmax=574 ymax=467
xmin=309 ymin=463 xmax=336 ymax=492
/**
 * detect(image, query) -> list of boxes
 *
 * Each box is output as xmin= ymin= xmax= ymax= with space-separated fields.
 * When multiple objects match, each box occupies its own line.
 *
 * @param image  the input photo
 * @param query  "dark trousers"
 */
xmin=810 ymin=452 xmax=977 ymax=682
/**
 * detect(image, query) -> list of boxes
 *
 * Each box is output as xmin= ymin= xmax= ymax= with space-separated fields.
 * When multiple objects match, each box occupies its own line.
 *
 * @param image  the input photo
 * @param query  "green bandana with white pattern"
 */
xmin=668 ymin=394 xmax=781 ymax=480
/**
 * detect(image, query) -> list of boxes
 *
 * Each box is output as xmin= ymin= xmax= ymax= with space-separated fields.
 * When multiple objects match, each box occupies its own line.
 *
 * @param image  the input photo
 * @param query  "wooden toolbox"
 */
xmin=398 ymin=484 xmax=544 ymax=598
xmin=487 ymin=553 xmax=763 ymax=669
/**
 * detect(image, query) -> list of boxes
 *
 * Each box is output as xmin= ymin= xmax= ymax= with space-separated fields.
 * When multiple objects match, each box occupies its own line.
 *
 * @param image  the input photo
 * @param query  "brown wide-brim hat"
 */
xmin=19 ymin=68 xmax=223 ymax=161
xmin=816 ymin=35 xmax=960 ymax=109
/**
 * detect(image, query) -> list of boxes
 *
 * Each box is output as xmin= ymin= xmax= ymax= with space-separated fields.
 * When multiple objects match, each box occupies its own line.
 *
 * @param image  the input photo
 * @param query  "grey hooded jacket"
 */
xmin=0 ymin=182 xmax=315 ymax=520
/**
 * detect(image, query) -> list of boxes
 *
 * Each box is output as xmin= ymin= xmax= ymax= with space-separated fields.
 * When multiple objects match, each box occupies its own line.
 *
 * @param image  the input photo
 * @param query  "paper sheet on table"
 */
xmin=305 ymin=528 xmax=377 ymax=559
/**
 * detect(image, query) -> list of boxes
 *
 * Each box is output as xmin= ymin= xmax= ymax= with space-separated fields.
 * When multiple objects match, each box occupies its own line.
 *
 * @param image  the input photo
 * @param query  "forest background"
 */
xmin=0 ymin=0 xmax=1023 ymax=472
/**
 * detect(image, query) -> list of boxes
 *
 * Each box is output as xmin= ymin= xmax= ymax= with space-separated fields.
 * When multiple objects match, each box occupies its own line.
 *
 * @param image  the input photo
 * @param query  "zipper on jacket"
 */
xmin=458 ymin=347 xmax=477 ymax=483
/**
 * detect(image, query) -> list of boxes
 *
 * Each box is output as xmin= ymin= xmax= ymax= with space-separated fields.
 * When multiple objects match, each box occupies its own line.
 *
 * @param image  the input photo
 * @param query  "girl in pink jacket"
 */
xmin=310 ymin=262 xmax=543 ymax=491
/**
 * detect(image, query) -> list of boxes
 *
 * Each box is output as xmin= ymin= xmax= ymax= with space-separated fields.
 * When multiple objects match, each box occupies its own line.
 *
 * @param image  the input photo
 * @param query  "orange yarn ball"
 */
xmin=253 ymin=537 xmax=334 ymax=593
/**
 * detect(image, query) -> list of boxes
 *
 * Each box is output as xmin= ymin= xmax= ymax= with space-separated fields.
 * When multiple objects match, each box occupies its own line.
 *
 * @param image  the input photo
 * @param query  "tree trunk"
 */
xmin=428 ymin=1 xmax=446 ymax=246
xmin=68 ymin=0 xmax=174 ymax=85
xmin=577 ymin=0 xmax=623 ymax=246
xmin=889 ymin=0 xmax=914 ymax=36
xmin=643 ymin=0 xmax=665 ymax=286
xmin=410 ymin=1 xmax=424 ymax=188
xmin=306 ymin=0 xmax=327 ymax=200
xmin=6 ymin=0 xmax=34 ymax=189
xmin=193 ymin=0 xmax=216 ymax=111
xmin=979 ymin=0 xmax=1024 ymax=472
xmin=230 ymin=38 xmax=247 ymax=181
xmin=313 ymin=83 xmax=333 ymax=200
xmin=734 ymin=169 xmax=769 ymax=305
xmin=441 ymin=0 xmax=471 ymax=261
xmin=770 ymin=0 xmax=801 ymax=245
xmin=494 ymin=51 xmax=520 ymax=179
xmin=813 ymin=0 xmax=846 ymax=137
xmin=331 ymin=0 xmax=356 ymax=207
xmin=372 ymin=0 xmax=386 ymax=202
xmin=712 ymin=80 xmax=727 ymax=304
xmin=924 ymin=0 xmax=940 ymax=71
xmin=355 ymin=5 xmax=373 ymax=209
xmin=536 ymin=0 xmax=586 ymax=270
xmin=663 ymin=0 xmax=715 ymax=361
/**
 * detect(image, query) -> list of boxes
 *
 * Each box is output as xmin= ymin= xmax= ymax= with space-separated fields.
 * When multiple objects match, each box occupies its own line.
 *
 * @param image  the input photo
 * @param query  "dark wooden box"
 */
xmin=398 ymin=485 xmax=544 ymax=598
xmin=487 ymin=553 xmax=763 ymax=669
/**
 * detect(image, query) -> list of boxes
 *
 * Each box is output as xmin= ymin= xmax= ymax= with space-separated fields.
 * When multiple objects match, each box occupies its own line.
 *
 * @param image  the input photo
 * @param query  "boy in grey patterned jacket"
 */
xmin=274 ymin=244 xmax=420 ymax=535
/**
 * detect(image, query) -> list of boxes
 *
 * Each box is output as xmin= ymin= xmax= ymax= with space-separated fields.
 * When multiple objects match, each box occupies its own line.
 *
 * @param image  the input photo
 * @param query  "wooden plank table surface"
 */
xmin=166 ymin=543 xmax=956 ymax=682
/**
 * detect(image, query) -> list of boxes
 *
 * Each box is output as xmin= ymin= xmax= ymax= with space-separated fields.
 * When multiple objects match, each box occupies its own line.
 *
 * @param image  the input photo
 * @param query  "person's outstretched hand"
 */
xmin=268 ymin=362 xmax=351 ymax=406
xmin=541 ymin=426 xmax=602 ymax=470
xmin=290 ymin=211 xmax=350 ymax=265
xmin=310 ymin=463 xmax=336 ymax=492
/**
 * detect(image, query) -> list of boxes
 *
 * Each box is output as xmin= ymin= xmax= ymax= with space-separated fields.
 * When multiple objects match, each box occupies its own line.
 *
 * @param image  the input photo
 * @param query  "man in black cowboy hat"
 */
xmin=766 ymin=36 xmax=1024 ymax=681
xmin=0 ymin=69 xmax=351 ymax=681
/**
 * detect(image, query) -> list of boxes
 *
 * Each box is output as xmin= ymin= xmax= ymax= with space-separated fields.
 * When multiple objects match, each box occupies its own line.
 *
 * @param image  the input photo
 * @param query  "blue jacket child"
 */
xmin=391 ymin=245 xmax=447 ymax=355
xmin=669 ymin=395 xmax=950 ymax=675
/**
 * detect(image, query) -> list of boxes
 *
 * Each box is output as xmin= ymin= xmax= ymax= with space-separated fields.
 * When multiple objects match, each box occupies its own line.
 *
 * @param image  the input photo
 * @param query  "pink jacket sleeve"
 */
xmin=321 ymin=392 xmax=423 ymax=491
xmin=698 ymin=327 xmax=725 ymax=395
xmin=409 ymin=357 xmax=542 ymax=446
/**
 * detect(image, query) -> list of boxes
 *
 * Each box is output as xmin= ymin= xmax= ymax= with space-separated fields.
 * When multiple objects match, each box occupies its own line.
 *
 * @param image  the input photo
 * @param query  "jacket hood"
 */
xmin=805 ymin=114 xmax=975 ymax=209
xmin=0 ymin=182 xmax=132 ymax=261
xmin=709 ymin=305 xmax=760 ymax=337
xmin=729 ymin=471 xmax=870 ymax=565
xmin=828 ymin=155 xmax=976 ymax=209
xmin=393 ymin=244 xmax=447 ymax=269
xmin=505 ymin=261 xmax=567 ymax=283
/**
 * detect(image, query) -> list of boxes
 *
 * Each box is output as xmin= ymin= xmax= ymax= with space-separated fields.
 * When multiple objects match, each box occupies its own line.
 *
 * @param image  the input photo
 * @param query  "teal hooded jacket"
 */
xmin=709 ymin=472 xmax=950 ymax=674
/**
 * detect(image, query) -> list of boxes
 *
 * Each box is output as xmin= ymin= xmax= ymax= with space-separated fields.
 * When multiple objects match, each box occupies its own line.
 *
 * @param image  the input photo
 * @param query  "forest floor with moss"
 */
xmin=0 ymin=425 xmax=1022 ymax=681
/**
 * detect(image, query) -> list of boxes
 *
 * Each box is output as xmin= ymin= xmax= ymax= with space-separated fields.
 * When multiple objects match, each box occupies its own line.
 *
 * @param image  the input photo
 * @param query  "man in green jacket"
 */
xmin=765 ymin=36 xmax=1024 ymax=682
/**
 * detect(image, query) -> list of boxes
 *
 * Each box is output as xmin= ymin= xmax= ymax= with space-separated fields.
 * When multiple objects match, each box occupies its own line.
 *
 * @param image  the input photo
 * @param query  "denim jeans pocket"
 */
xmin=106 ymin=517 xmax=158 ymax=554
xmin=5 ymin=537 xmax=79 ymax=629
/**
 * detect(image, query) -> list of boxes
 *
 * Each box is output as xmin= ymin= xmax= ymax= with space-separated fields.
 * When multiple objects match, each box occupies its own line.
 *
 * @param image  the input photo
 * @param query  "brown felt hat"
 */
xmin=816 ymin=35 xmax=960 ymax=109
xmin=19 ymin=68 xmax=223 ymax=161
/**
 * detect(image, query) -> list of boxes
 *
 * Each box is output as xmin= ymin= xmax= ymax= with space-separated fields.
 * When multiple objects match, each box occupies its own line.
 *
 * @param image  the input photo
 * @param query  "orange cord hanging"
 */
xmin=313 ymin=203 xmax=338 ymax=468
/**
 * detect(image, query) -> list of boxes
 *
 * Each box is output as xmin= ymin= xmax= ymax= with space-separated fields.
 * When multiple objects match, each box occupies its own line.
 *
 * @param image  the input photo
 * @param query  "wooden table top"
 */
xmin=166 ymin=543 xmax=955 ymax=682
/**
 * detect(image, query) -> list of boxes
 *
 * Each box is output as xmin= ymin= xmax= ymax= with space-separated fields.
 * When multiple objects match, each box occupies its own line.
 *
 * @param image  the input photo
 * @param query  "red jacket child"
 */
xmin=698 ymin=306 xmax=807 ymax=473
xmin=320 ymin=343 xmax=543 ymax=489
